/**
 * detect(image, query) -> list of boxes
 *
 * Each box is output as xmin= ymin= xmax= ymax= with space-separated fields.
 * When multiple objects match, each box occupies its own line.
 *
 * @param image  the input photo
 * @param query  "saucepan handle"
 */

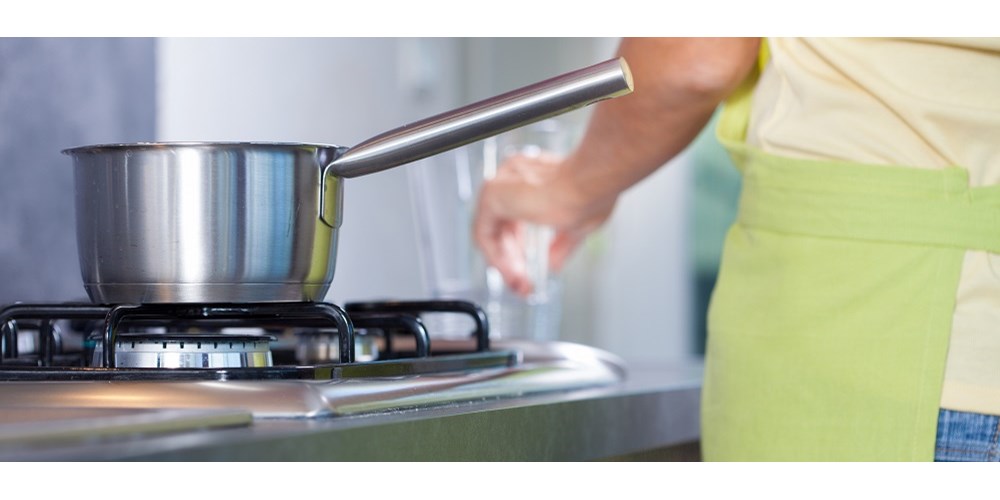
xmin=325 ymin=57 xmax=634 ymax=179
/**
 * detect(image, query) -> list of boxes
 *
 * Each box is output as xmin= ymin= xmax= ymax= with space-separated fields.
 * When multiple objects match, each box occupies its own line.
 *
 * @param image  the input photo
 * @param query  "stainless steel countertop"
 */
xmin=0 ymin=361 xmax=703 ymax=461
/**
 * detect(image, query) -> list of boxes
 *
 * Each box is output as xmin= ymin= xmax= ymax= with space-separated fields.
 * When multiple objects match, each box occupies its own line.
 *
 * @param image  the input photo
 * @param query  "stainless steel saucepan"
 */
xmin=63 ymin=58 xmax=633 ymax=304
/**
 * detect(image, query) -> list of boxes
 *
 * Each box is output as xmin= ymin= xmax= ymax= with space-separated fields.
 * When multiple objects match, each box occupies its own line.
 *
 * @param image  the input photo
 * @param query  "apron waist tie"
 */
xmin=737 ymin=151 xmax=1000 ymax=253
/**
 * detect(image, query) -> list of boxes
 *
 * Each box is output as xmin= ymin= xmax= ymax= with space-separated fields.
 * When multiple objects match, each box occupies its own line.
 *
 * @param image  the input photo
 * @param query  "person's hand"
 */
xmin=473 ymin=152 xmax=616 ymax=296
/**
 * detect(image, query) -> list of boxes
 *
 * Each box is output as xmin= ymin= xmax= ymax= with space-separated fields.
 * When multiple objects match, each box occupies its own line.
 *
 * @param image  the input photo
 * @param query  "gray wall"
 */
xmin=0 ymin=38 xmax=155 ymax=303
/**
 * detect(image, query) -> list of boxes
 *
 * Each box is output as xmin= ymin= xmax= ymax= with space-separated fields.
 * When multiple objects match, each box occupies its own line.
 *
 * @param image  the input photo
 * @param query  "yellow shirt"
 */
xmin=746 ymin=37 xmax=1000 ymax=415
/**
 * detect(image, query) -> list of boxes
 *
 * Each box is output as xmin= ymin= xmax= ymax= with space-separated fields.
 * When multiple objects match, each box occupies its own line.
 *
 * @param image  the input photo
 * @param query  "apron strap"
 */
xmin=716 ymin=38 xmax=769 ymax=166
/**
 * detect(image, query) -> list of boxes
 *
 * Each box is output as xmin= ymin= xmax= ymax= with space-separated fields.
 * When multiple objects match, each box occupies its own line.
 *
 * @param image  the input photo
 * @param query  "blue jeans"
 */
xmin=935 ymin=409 xmax=1000 ymax=461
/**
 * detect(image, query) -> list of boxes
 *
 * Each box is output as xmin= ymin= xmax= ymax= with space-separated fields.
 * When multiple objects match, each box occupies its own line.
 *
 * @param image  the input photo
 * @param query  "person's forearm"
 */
xmin=472 ymin=38 xmax=762 ymax=292
xmin=558 ymin=37 xmax=760 ymax=211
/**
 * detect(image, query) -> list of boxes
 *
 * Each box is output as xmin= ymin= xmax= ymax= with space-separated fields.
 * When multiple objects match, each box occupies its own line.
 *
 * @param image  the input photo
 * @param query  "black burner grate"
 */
xmin=0 ymin=300 xmax=494 ymax=381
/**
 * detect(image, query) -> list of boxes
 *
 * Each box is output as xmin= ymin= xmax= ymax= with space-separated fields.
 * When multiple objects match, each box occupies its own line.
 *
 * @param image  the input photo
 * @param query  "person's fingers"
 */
xmin=499 ymin=223 xmax=533 ymax=296
xmin=473 ymin=189 xmax=533 ymax=295
xmin=548 ymin=230 xmax=585 ymax=274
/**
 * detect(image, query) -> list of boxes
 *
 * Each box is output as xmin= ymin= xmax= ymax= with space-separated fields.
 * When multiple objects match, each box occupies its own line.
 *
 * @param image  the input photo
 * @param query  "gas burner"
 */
xmin=108 ymin=333 xmax=275 ymax=369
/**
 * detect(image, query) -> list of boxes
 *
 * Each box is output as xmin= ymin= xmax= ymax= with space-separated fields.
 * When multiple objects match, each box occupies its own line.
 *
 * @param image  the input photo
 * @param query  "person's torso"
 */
xmin=746 ymin=37 xmax=1000 ymax=415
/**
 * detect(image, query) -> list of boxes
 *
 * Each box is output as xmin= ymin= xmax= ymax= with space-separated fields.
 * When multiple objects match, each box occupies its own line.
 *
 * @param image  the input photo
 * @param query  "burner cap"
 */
xmin=107 ymin=333 xmax=274 ymax=369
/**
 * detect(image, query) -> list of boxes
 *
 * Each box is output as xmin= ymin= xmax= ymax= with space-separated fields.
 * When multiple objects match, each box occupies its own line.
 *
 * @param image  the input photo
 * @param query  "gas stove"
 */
xmin=0 ymin=300 xmax=625 ymax=421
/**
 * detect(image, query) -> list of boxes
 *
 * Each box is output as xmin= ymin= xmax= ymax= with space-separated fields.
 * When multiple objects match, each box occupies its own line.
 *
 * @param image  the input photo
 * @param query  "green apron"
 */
xmin=700 ymin=49 xmax=1000 ymax=461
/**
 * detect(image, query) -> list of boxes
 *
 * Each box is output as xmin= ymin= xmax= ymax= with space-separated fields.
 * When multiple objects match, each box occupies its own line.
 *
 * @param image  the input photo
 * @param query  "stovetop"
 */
xmin=0 ymin=299 xmax=626 ymax=420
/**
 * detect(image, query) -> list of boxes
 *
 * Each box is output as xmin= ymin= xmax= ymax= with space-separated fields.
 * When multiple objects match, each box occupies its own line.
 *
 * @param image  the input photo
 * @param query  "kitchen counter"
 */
xmin=0 ymin=361 xmax=702 ymax=461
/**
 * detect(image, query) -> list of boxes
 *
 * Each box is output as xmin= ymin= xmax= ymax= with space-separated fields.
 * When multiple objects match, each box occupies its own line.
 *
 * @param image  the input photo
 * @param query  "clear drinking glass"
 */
xmin=408 ymin=119 xmax=569 ymax=341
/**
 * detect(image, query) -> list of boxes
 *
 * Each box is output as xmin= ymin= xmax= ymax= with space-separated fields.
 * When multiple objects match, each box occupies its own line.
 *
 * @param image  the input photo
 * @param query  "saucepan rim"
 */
xmin=62 ymin=141 xmax=344 ymax=155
